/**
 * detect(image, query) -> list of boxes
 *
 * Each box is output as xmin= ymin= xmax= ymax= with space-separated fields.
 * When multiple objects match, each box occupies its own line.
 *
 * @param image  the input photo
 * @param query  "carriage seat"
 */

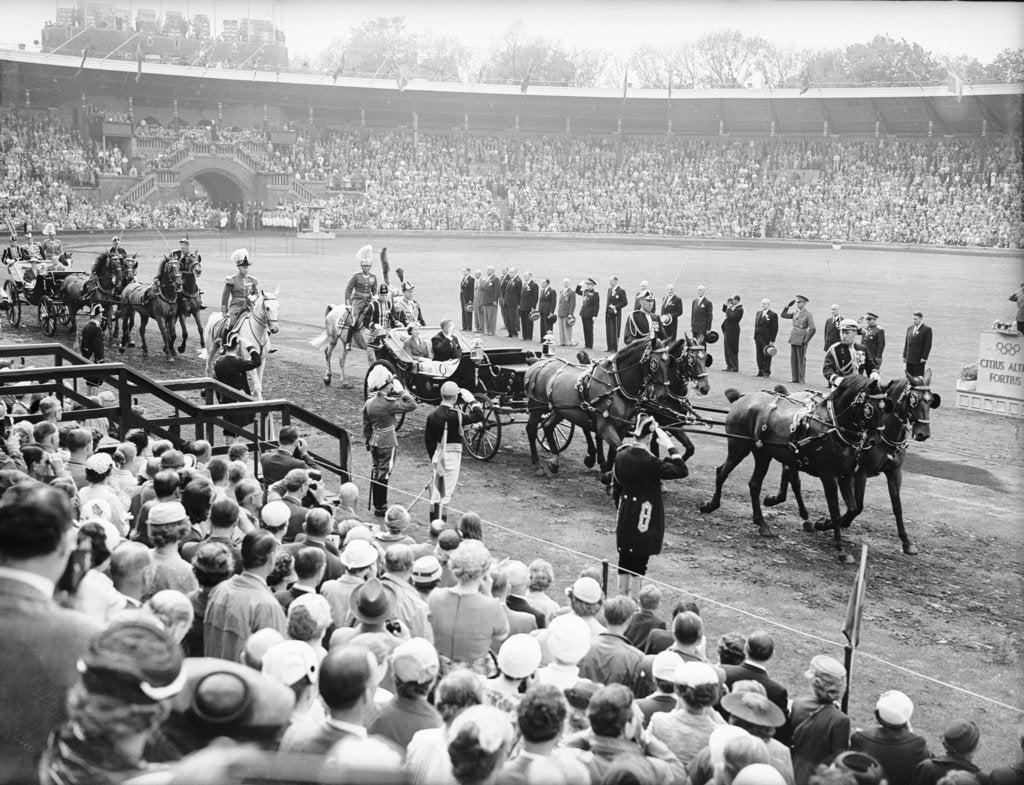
xmin=416 ymin=358 xmax=461 ymax=378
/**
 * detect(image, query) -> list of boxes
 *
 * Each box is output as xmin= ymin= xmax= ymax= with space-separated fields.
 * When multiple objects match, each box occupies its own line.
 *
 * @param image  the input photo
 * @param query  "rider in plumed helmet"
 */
xmin=343 ymin=244 xmax=378 ymax=349
xmin=40 ymin=224 xmax=67 ymax=266
xmin=623 ymin=290 xmax=665 ymax=346
xmin=220 ymin=249 xmax=259 ymax=349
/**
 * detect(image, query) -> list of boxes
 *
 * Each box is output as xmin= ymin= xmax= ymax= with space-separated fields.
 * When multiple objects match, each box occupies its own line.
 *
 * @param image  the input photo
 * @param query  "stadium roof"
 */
xmin=3 ymin=49 xmax=1022 ymax=136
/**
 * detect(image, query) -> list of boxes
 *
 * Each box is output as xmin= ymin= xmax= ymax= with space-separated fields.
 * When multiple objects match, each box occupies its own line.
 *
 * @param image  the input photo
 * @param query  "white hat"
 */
xmin=366 ymin=364 xmax=393 ymax=393
xmin=288 ymin=593 xmax=332 ymax=630
xmin=565 ymin=577 xmax=602 ymax=605
xmin=148 ymin=501 xmax=188 ymax=526
xmin=340 ymin=539 xmax=379 ymax=570
xmin=411 ymin=555 xmax=443 ymax=584
xmin=79 ymin=497 xmax=113 ymax=523
xmin=546 ymin=614 xmax=591 ymax=665
xmin=876 ymin=690 xmax=914 ymax=726
xmin=497 ymin=634 xmax=542 ymax=679
xmin=673 ymin=661 xmax=720 ymax=687
xmin=652 ymin=650 xmax=682 ymax=681
xmin=85 ymin=452 xmax=115 ymax=474
xmin=260 ymin=500 xmax=291 ymax=528
xmin=230 ymin=248 xmax=250 ymax=266
xmin=356 ymin=244 xmax=373 ymax=264
xmin=261 ymin=640 xmax=319 ymax=687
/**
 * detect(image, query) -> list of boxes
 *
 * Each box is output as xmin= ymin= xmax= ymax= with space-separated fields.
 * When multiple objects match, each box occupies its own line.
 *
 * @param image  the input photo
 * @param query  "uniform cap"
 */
xmin=585 ymin=278 xmax=596 ymax=286
xmin=340 ymin=539 xmax=379 ymax=570
xmin=795 ymin=294 xmax=809 ymax=303
xmin=840 ymin=319 xmax=860 ymax=331
xmin=261 ymin=640 xmax=318 ymax=688
xmin=148 ymin=501 xmax=188 ymax=526
xmin=179 ymin=238 xmax=189 ymax=245
xmin=391 ymin=637 xmax=440 ymax=684
xmin=566 ymin=576 xmax=602 ymax=604
xmin=497 ymin=634 xmax=543 ymax=679
xmin=260 ymin=500 xmax=291 ymax=528
xmin=673 ymin=661 xmax=719 ymax=687
xmin=865 ymin=313 xmax=879 ymax=320
xmin=546 ymin=614 xmax=592 ymax=664
xmin=440 ymin=381 xmax=459 ymax=398
xmin=638 ymin=290 xmax=655 ymax=301
xmin=231 ymin=248 xmax=250 ymax=266
xmin=876 ymin=690 xmax=913 ymax=726
xmin=366 ymin=364 xmax=394 ymax=392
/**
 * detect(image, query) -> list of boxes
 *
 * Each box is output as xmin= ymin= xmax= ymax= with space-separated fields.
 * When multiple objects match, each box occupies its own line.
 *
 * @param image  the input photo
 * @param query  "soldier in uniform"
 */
xmin=605 ymin=276 xmax=628 ymax=352
xmin=40 ymin=224 xmax=67 ymax=266
xmin=219 ymin=248 xmax=259 ymax=349
xmin=362 ymin=284 xmax=394 ymax=362
xmin=611 ymin=415 xmax=688 ymax=596
xmin=623 ymin=290 xmax=665 ymax=346
xmin=823 ymin=319 xmax=879 ymax=387
xmin=781 ymin=295 xmax=816 ymax=384
xmin=862 ymin=313 xmax=886 ymax=371
xmin=575 ymin=278 xmax=600 ymax=350
xmin=363 ymin=364 xmax=417 ymax=517
xmin=393 ymin=281 xmax=426 ymax=327
xmin=170 ymin=237 xmax=200 ymax=265
xmin=343 ymin=244 xmax=378 ymax=349
xmin=425 ymin=381 xmax=485 ymax=522
xmin=108 ymin=236 xmax=129 ymax=265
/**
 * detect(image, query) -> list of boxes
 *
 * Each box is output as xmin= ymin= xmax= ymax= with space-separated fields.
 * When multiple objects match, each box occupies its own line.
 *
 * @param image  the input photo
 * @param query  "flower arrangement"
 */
xmin=991 ymin=320 xmax=1018 ymax=332
xmin=959 ymin=363 xmax=978 ymax=382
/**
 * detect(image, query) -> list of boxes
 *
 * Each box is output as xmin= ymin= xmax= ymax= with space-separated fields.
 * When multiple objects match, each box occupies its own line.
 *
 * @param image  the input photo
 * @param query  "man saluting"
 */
xmin=823 ymin=319 xmax=879 ymax=387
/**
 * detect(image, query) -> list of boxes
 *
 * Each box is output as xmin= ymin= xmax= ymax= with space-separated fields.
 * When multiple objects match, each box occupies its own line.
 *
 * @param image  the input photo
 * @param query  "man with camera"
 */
xmin=261 ymin=425 xmax=318 ymax=486
xmin=363 ymin=365 xmax=418 ymax=518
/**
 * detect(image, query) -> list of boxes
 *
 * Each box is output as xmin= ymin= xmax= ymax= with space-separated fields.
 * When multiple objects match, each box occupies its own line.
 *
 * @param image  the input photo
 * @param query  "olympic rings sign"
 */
xmin=995 ymin=342 xmax=1021 ymax=356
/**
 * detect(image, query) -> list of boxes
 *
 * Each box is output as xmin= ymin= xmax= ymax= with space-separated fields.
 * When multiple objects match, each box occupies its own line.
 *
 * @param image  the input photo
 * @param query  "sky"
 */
xmin=3 ymin=1 xmax=1022 ymax=62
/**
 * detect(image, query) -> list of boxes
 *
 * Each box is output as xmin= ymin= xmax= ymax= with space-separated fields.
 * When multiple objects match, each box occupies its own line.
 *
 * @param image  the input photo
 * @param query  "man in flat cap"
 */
xmin=862 ymin=313 xmax=886 ymax=371
xmin=575 ymin=278 xmax=601 ymax=350
xmin=721 ymin=294 xmax=744 ymax=372
xmin=781 ymin=295 xmax=816 ymax=384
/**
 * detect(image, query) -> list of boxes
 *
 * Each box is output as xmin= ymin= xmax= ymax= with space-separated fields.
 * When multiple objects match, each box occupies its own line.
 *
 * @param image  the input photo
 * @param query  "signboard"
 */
xmin=977 ymin=330 xmax=1024 ymax=400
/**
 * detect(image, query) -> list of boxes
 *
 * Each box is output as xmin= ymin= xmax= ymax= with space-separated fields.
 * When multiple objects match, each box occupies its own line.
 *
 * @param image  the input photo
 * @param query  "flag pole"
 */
xmin=841 ymin=543 xmax=868 ymax=714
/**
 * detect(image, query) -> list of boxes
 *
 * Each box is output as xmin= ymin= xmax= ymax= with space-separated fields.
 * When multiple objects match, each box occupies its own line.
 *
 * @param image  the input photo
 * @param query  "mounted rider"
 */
xmin=361 ymin=284 xmax=395 ymax=361
xmin=393 ymin=281 xmax=426 ymax=327
xmin=40 ymin=224 xmax=68 ymax=266
xmin=108 ymin=235 xmax=129 ymax=264
xmin=623 ymin=290 xmax=666 ymax=346
xmin=824 ymin=319 xmax=879 ymax=387
xmin=171 ymin=237 xmax=204 ymax=310
xmin=343 ymin=244 xmax=378 ymax=349
xmin=219 ymin=248 xmax=259 ymax=349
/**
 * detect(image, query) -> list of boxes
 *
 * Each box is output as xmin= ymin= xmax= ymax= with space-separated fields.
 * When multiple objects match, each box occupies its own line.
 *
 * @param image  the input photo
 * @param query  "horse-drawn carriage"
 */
xmin=0 ymin=260 xmax=80 ymax=336
xmin=362 ymin=327 xmax=576 ymax=461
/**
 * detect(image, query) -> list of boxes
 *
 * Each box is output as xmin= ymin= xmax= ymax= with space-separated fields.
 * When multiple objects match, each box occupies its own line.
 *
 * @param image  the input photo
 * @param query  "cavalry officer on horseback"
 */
xmin=611 ymin=414 xmax=688 ymax=596
xmin=394 ymin=281 xmax=426 ymax=327
xmin=40 ymin=224 xmax=67 ymax=266
xmin=219 ymin=249 xmax=258 ymax=349
xmin=824 ymin=319 xmax=880 ymax=387
xmin=363 ymin=364 xmax=417 ymax=517
xmin=623 ymin=290 xmax=665 ymax=346
xmin=343 ymin=244 xmax=378 ymax=349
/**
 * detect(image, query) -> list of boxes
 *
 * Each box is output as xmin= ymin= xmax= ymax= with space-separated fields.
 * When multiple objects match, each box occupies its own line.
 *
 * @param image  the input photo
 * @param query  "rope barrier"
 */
xmin=331 ymin=461 xmax=1024 ymax=715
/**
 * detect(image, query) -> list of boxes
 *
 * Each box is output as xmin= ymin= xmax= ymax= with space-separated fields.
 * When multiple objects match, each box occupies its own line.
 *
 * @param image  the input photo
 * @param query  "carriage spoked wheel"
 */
xmin=363 ymin=359 xmax=406 ymax=431
xmin=541 ymin=420 xmax=576 ymax=455
xmin=39 ymin=296 xmax=58 ymax=337
xmin=3 ymin=282 xmax=20 ymax=327
xmin=464 ymin=393 xmax=501 ymax=462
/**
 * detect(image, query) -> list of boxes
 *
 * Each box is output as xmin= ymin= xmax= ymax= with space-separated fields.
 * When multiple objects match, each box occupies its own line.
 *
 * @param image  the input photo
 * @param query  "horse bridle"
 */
xmin=156 ymin=260 xmax=183 ymax=304
xmin=880 ymin=381 xmax=934 ymax=450
xmin=248 ymin=295 xmax=280 ymax=349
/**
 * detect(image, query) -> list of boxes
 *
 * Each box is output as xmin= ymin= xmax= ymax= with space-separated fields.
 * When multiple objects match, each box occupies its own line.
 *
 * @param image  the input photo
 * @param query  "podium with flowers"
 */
xmin=956 ymin=329 xmax=1024 ymax=418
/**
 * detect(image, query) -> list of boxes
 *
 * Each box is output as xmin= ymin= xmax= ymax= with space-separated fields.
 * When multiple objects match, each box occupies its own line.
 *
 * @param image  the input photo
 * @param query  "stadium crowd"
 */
xmin=1 ymin=382 xmax=1021 ymax=785
xmin=2 ymin=110 xmax=1022 ymax=247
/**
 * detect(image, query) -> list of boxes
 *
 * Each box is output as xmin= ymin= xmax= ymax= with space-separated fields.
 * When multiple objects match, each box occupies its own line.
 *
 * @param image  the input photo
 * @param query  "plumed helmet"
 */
xmin=231 ymin=248 xmax=250 ymax=266
xmin=638 ymin=290 xmax=655 ymax=301
xmin=401 ymin=281 xmax=415 ymax=292
xmin=366 ymin=364 xmax=394 ymax=392
xmin=378 ymin=284 xmax=389 ymax=295
xmin=43 ymin=223 xmax=56 ymax=236
xmin=356 ymin=244 xmax=373 ymax=264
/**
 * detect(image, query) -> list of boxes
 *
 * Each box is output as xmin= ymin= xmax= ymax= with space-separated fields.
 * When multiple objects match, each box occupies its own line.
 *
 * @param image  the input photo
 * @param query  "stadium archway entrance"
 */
xmin=184 ymin=168 xmax=249 ymax=206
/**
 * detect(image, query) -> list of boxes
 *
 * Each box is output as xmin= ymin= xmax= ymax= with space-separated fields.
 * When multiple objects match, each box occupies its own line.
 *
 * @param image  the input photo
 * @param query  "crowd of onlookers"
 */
xmin=2 ymin=110 xmax=1022 ymax=247
xmin=1 ymin=373 xmax=1022 ymax=785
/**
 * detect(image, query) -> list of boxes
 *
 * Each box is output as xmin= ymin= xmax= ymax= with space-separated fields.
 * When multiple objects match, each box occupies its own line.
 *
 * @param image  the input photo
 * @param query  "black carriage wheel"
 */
xmin=548 ymin=420 xmax=576 ymax=454
xmin=3 ymin=282 xmax=21 ymax=327
xmin=39 ymin=297 xmax=57 ymax=337
xmin=464 ymin=394 xmax=501 ymax=461
xmin=363 ymin=359 xmax=406 ymax=431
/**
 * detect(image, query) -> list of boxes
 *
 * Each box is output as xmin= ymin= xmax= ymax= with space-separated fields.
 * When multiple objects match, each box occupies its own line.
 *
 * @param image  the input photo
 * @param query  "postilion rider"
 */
xmin=343 ymin=244 xmax=378 ymax=349
xmin=823 ymin=319 xmax=880 ymax=387
xmin=171 ymin=237 xmax=204 ymax=309
xmin=219 ymin=248 xmax=258 ymax=349
xmin=623 ymin=290 xmax=666 ymax=346
xmin=363 ymin=365 xmax=417 ymax=518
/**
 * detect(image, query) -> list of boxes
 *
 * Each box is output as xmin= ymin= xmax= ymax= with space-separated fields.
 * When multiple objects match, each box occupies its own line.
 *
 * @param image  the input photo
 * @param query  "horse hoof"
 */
xmin=340 ymin=382 xmax=353 ymax=389
xmin=758 ymin=525 xmax=777 ymax=538
xmin=837 ymin=552 xmax=856 ymax=565
xmin=128 ymin=342 xmax=136 ymax=347
xmin=813 ymin=519 xmax=832 ymax=532
xmin=583 ymin=454 xmax=596 ymax=469
xmin=902 ymin=542 xmax=919 ymax=556
xmin=698 ymin=502 xmax=717 ymax=514
xmin=763 ymin=494 xmax=782 ymax=507
xmin=533 ymin=465 xmax=548 ymax=478
xmin=803 ymin=520 xmax=816 ymax=533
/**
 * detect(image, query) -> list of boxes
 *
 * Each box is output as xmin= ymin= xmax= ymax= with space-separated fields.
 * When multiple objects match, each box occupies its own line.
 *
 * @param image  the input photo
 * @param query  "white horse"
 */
xmin=200 ymin=288 xmax=280 ymax=401
xmin=310 ymin=302 xmax=377 ymax=388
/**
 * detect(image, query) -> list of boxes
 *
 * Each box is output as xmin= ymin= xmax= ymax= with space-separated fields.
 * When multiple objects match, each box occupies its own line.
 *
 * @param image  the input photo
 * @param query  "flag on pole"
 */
xmin=520 ymin=71 xmax=530 ymax=95
xmin=622 ymin=69 xmax=629 ymax=102
xmin=944 ymin=57 xmax=965 ymax=103
xmin=135 ymin=45 xmax=143 ymax=83
xmin=667 ymin=69 xmax=672 ymax=103
xmin=842 ymin=544 xmax=868 ymax=648
xmin=396 ymin=68 xmax=408 ymax=91
xmin=75 ymin=47 xmax=89 ymax=77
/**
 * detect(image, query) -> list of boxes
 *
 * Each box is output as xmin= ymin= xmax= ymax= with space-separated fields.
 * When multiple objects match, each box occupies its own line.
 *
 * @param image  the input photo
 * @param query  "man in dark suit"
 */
xmin=575 ymin=278 xmax=600 ymax=350
xmin=823 ymin=304 xmax=843 ymax=350
xmin=503 ymin=267 xmax=523 ymax=338
xmin=538 ymin=278 xmax=557 ymax=343
xmin=431 ymin=319 xmax=461 ymax=361
xmin=606 ymin=276 xmax=629 ymax=352
xmin=459 ymin=267 xmax=475 ymax=331
xmin=261 ymin=425 xmax=315 ymax=485
xmin=518 ymin=271 xmax=539 ymax=341
xmin=862 ymin=312 xmax=886 ymax=370
xmin=288 ymin=508 xmax=344 ymax=583
xmin=481 ymin=266 xmax=500 ymax=335
xmin=498 ymin=267 xmax=511 ymax=335
xmin=753 ymin=298 xmax=779 ymax=378
xmin=502 ymin=561 xmax=546 ymax=629
xmin=721 ymin=630 xmax=791 ymax=743
xmin=661 ymin=284 xmax=684 ymax=342
xmin=721 ymin=294 xmax=744 ymax=372
xmin=691 ymin=285 xmax=713 ymax=344
xmin=902 ymin=311 xmax=932 ymax=376
xmin=1 ymin=486 xmax=102 ymax=784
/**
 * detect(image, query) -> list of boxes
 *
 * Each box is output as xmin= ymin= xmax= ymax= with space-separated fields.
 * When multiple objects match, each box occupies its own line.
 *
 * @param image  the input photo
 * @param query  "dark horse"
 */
xmin=524 ymin=337 xmax=709 ymax=478
xmin=175 ymin=252 xmax=206 ymax=354
xmin=698 ymin=374 xmax=889 ymax=562
xmin=118 ymin=256 xmax=182 ymax=359
xmin=764 ymin=371 xmax=940 ymax=555
xmin=60 ymin=251 xmax=124 ymax=337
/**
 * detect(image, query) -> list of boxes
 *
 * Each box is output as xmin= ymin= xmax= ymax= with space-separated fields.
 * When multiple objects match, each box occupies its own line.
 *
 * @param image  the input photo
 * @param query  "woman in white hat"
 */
xmin=78 ymin=452 xmax=131 ymax=536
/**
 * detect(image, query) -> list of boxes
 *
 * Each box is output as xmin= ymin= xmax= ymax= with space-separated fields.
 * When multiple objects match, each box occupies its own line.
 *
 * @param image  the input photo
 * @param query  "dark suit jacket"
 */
xmin=519 ymin=280 xmax=539 ymax=312
xmin=691 ymin=297 xmax=713 ymax=334
xmin=722 ymin=303 xmax=744 ymax=334
xmin=823 ymin=315 xmax=843 ymax=350
xmin=460 ymin=275 xmax=475 ymax=306
xmin=507 ymin=595 xmax=546 ymax=629
xmin=281 ymin=495 xmax=308 ymax=543
xmin=481 ymin=275 xmax=499 ymax=306
xmin=722 ymin=661 xmax=790 ymax=741
xmin=903 ymin=324 xmax=932 ymax=365
xmin=261 ymin=449 xmax=307 ymax=486
xmin=754 ymin=309 xmax=779 ymax=341
xmin=607 ymin=286 xmax=628 ymax=315
xmin=504 ymin=276 xmax=523 ymax=309
xmin=538 ymin=287 xmax=557 ymax=323
xmin=287 ymin=539 xmax=344 ymax=583
xmin=0 ymin=577 xmax=102 ymax=784
xmin=661 ymin=295 xmax=683 ymax=323
xmin=431 ymin=332 xmax=460 ymax=362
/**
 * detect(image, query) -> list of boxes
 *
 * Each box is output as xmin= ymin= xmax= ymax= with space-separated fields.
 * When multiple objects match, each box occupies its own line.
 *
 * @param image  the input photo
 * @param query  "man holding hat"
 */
xmin=481 ymin=266 xmax=500 ymax=336
xmin=781 ymin=295 xmax=816 ymax=384
xmin=425 ymin=381 xmax=484 ymax=523
xmin=624 ymin=290 xmax=665 ymax=346
xmin=343 ymin=244 xmax=378 ymax=348
xmin=519 ymin=271 xmax=540 ymax=341
xmin=823 ymin=319 xmax=879 ymax=387
xmin=556 ymin=278 xmax=577 ymax=347
xmin=691 ymin=286 xmax=714 ymax=345
xmin=219 ymin=248 xmax=259 ymax=350
xmin=850 ymin=690 xmax=931 ymax=785
xmin=722 ymin=295 xmax=744 ymax=372
xmin=503 ymin=267 xmax=523 ymax=338
xmin=575 ymin=278 xmax=601 ymax=350
xmin=363 ymin=367 xmax=417 ymax=517
xmin=660 ymin=284 xmax=684 ymax=343
xmin=862 ymin=313 xmax=886 ymax=370
xmin=611 ymin=414 xmax=688 ymax=596
xmin=910 ymin=720 xmax=982 ymax=785
xmin=754 ymin=299 xmax=780 ymax=378
xmin=606 ymin=276 xmax=629 ymax=352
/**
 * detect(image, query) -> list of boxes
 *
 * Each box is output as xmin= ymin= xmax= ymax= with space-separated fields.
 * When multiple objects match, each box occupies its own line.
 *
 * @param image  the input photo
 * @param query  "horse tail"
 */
xmin=310 ymin=331 xmax=329 ymax=350
xmin=724 ymin=388 xmax=743 ymax=403
xmin=324 ymin=304 xmax=333 ymax=317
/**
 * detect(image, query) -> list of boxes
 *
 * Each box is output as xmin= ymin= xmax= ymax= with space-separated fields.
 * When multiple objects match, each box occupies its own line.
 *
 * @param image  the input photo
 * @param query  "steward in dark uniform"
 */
xmin=862 ymin=313 xmax=886 ymax=371
xmin=363 ymin=366 xmax=417 ymax=517
xmin=79 ymin=305 xmax=106 ymax=391
xmin=575 ymin=278 xmax=600 ymax=350
xmin=611 ymin=415 xmax=688 ymax=595
xmin=424 ymin=381 xmax=485 ymax=522
xmin=213 ymin=349 xmax=263 ymax=438
xmin=623 ymin=291 xmax=665 ymax=346
xmin=824 ymin=319 xmax=879 ymax=387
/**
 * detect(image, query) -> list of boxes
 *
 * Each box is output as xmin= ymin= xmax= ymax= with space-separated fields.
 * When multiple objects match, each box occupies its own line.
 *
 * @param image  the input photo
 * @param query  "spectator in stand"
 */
xmin=183 ymin=541 xmax=235 ymax=657
xmin=717 ymin=633 xmax=748 ymax=666
xmin=321 ymin=539 xmax=379 ymax=627
xmin=624 ymin=583 xmax=667 ymax=650
xmin=286 ymin=593 xmax=333 ymax=661
xmin=380 ymin=543 xmax=433 ymax=641
xmin=525 ymin=558 xmax=562 ymax=622
xmin=497 ymin=684 xmax=570 ymax=782
xmin=535 ymin=613 xmax=592 ymax=691
xmin=145 ymin=589 xmax=195 ymax=646
xmin=276 ymin=546 xmax=326 ymax=611
xmin=109 ymin=541 xmax=155 ymax=612
xmin=850 ymin=690 xmax=931 ymax=785
xmin=637 ymin=650 xmax=685 ymax=728
xmin=911 ymin=721 xmax=984 ymax=785
xmin=447 ymin=705 xmax=517 ymax=785
xmin=790 ymin=655 xmax=851 ymax=785
xmin=484 ymin=633 xmax=543 ymax=717
xmin=368 ymin=637 xmax=444 ymax=748
xmin=722 ymin=630 xmax=790 ymax=739
xmin=649 ymin=661 xmax=726 ymax=768
xmin=147 ymin=501 xmax=200 ymax=599
xmin=578 ymin=594 xmax=646 ymax=695
xmin=406 ymin=668 xmax=485 ymax=785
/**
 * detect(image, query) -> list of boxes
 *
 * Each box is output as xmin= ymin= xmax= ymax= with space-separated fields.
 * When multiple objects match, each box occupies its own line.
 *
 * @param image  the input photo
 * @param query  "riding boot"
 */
xmin=371 ymin=481 xmax=387 ymax=517
xmin=429 ymin=503 xmax=439 ymax=522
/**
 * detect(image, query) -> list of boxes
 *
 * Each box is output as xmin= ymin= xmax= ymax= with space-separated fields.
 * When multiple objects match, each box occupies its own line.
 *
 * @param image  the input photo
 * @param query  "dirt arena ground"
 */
xmin=3 ymin=230 xmax=1021 ymax=765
